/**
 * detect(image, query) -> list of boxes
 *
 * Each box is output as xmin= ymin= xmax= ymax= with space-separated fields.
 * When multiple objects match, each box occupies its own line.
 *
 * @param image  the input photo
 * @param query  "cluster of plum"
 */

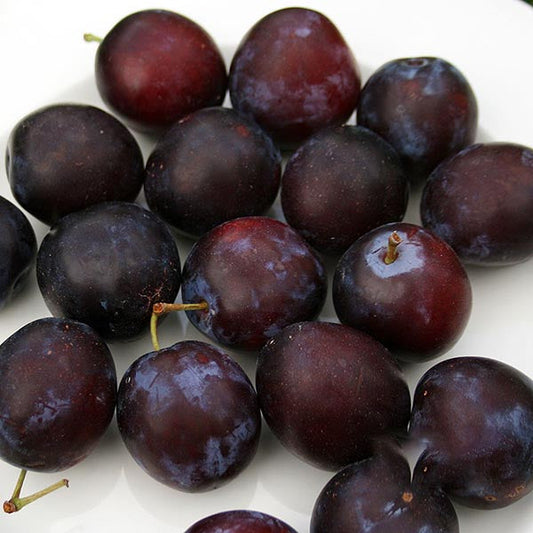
xmin=1 ymin=6 xmax=532 ymax=532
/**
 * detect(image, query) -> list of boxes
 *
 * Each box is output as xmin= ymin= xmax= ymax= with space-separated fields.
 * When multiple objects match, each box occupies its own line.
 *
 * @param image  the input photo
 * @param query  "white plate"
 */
xmin=1 ymin=1 xmax=532 ymax=532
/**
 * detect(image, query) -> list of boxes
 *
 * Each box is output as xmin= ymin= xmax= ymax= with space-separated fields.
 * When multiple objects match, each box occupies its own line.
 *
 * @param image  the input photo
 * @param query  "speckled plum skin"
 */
xmin=94 ymin=9 xmax=227 ymax=134
xmin=420 ymin=142 xmax=533 ymax=265
xmin=181 ymin=216 xmax=327 ymax=351
xmin=229 ymin=7 xmax=361 ymax=148
xmin=184 ymin=510 xmax=298 ymax=532
xmin=311 ymin=444 xmax=459 ymax=533
xmin=5 ymin=104 xmax=145 ymax=225
xmin=36 ymin=201 xmax=181 ymax=341
xmin=410 ymin=356 xmax=533 ymax=509
xmin=357 ymin=57 xmax=477 ymax=184
xmin=256 ymin=321 xmax=410 ymax=470
xmin=0 ymin=195 xmax=37 ymax=308
xmin=144 ymin=107 xmax=282 ymax=238
xmin=333 ymin=222 xmax=472 ymax=362
xmin=117 ymin=340 xmax=261 ymax=492
xmin=0 ymin=318 xmax=117 ymax=472
xmin=281 ymin=125 xmax=408 ymax=255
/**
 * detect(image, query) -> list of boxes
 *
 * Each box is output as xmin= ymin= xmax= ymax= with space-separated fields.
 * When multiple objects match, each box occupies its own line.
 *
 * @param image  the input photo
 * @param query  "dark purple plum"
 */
xmin=311 ymin=443 xmax=459 ymax=533
xmin=256 ymin=321 xmax=410 ymax=470
xmin=92 ymin=9 xmax=227 ymax=134
xmin=281 ymin=125 xmax=408 ymax=255
xmin=420 ymin=142 xmax=533 ymax=265
xmin=333 ymin=222 xmax=472 ymax=363
xmin=0 ymin=195 xmax=37 ymax=308
xmin=144 ymin=106 xmax=282 ymax=238
xmin=184 ymin=510 xmax=297 ymax=532
xmin=117 ymin=340 xmax=261 ymax=492
xmin=5 ymin=103 xmax=145 ymax=225
xmin=36 ymin=201 xmax=181 ymax=341
xmin=0 ymin=317 xmax=117 ymax=473
xmin=357 ymin=57 xmax=478 ymax=184
xmin=180 ymin=216 xmax=327 ymax=351
xmin=229 ymin=7 xmax=361 ymax=148
xmin=411 ymin=356 xmax=533 ymax=509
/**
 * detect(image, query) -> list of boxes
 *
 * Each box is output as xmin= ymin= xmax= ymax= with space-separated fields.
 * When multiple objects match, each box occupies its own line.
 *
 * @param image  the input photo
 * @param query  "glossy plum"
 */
xmin=333 ymin=222 xmax=472 ymax=362
xmin=180 ymin=216 xmax=327 ymax=351
xmin=36 ymin=201 xmax=181 ymax=341
xmin=5 ymin=103 xmax=145 ymax=225
xmin=93 ymin=9 xmax=227 ymax=134
xmin=144 ymin=106 xmax=281 ymax=238
xmin=0 ymin=317 xmax=117 ymax=472
xmin=117 ymin=340 xmax=261 ymax=492
xmin=411 ymin=356 xmax=533 ymax=509
xmin=311 ymin=443 xmax=459 ymax=533
xmin=256 ymin=321 xmax=411 ymax=470
xmin=420 ymin=142 xmax=533 ymax=265
xmin=281 ymin=125 xmax=408 ymax=255
xmin=229 ymin=7 xmax=361 ymax=148
xmin=184 ymin=510 xmax=297 ymax=532
xmin=0 ymin=195 xmax=37 ymax=308
xmin=357 ymin=57 xmax=478 ymax=184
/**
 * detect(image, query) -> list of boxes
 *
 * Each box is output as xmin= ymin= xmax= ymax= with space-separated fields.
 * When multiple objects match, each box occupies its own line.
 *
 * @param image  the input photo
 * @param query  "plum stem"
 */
xmin=150 ymin=301 xmax=209 ymax=351
xmin=3 ymin=469 xmax=69 ymax=513
xmin=83 ymin=33 xmax=102 ymax=43
xmin=384 ymin=231 xmax=402 ymax=264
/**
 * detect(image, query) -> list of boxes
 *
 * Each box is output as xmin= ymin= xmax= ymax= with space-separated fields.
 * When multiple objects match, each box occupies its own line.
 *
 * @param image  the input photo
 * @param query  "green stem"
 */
xmin=83 ymin=33 xmax=103 ymax=43
xmin=3 ymin=469 xmax=68 ymax=513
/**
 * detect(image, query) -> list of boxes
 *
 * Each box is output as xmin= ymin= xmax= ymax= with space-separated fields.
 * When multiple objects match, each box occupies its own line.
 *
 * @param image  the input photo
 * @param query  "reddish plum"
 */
xmin=185 ymin=510 xmax=297 ymax=532
xmin=256 ymin=321 xmax=410 ymax=470
xmin=229 ymin=7 xmax=361 ymax=148
xmin=333 ymin=222 xmax=472 ymax=362
xmin=180 ymin=216 xmax=327 ymax=351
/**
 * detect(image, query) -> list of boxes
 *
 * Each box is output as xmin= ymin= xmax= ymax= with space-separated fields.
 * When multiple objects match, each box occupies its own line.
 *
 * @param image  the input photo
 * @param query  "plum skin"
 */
xmin=94 ymin=9 xmax=227 ymax=134
xmin=311 ymin=444 xmax=459 ymax=533
xmin=420 ymin=142 xmax=533 ymax=265
xmin=144 ymin=106 xmax=282 ymax=238
xmin=36 ymin=201 xmax=181 ymax=341
xmin=184 ymin=510 xmax=297 ymax=532
xmin=229 ymin=7 xmax=361 ymax=148
xmin=357 ymin=56 xmax=478 ymax=184
xmin=332 ymin=222 xmax=472 ymax=362
xmin=0 ymin=195 xmax=37 ymax=308
xmin=256 ymin=321 xmax=411 ymax=470
xmin=410 ymin=356 xmax=533 ymax=509
xmin=181 ymin=216 xmax=327 ymax=351
xmin=281 ymin=124 xmax=408 ymax=255
xmin=117 ymin=340 xmax=261 ymax=492
xmin=0 ymin=317 xmax=117 ymax=472
xmin=5 ymin=103 xmax=145 ymax=226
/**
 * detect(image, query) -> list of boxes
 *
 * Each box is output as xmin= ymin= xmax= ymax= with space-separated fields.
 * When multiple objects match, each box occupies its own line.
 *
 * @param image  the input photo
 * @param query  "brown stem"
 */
xmin=150 ymin=301 xmax=209 ymax=351
xmin=3 ymin=469 xmax=68 ymax=513
xmin=384 ymin=231 xmax=402 ymax=265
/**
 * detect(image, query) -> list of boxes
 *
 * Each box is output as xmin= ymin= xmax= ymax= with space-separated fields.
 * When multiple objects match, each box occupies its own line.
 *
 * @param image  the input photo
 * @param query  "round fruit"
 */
xmin=357 ymin=56 xmax=478 ymax=184
xmin=36 ymin=201 xmax=181 ymax=341
xmin=117 ymin=340 xmax=261 ymax=492
xmin=144 ymin=106 xmax=281 ymax=238
xmin=184 ymin=509 xmax=298 ymax=532
xmin=256 ymin=321 xmax=410 ymax=470
xmin=5 ymin=103 xmax=145 ymax=225
xmin=0 ymin=317 xmax=117 ymax=472
xmin=332 ymin=222 xmax=472 ymax=362
xmin=93 ymin=9 xmax=227 ymax=134
xmin=281 ymin=125 xmax=408 ymax=255
xmin=311 ymin=444 xmax=459 ymax=533
xmin=229 ymin=7 xmax=361 ymax=148
xmin=0 ymin=195 xmax=37 ymax=308
xmin=420 ymin=142 xmax=533 ymax=265
xmin=180 ymin=216 xmax=327 ymax=351
xmin=411 ymin=356 xmax=533 ymax=509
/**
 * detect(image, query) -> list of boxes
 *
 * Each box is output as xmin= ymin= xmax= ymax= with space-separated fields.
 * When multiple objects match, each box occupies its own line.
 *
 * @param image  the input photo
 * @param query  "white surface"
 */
xmin=0 ymin=0 xmax=532 ymax=531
